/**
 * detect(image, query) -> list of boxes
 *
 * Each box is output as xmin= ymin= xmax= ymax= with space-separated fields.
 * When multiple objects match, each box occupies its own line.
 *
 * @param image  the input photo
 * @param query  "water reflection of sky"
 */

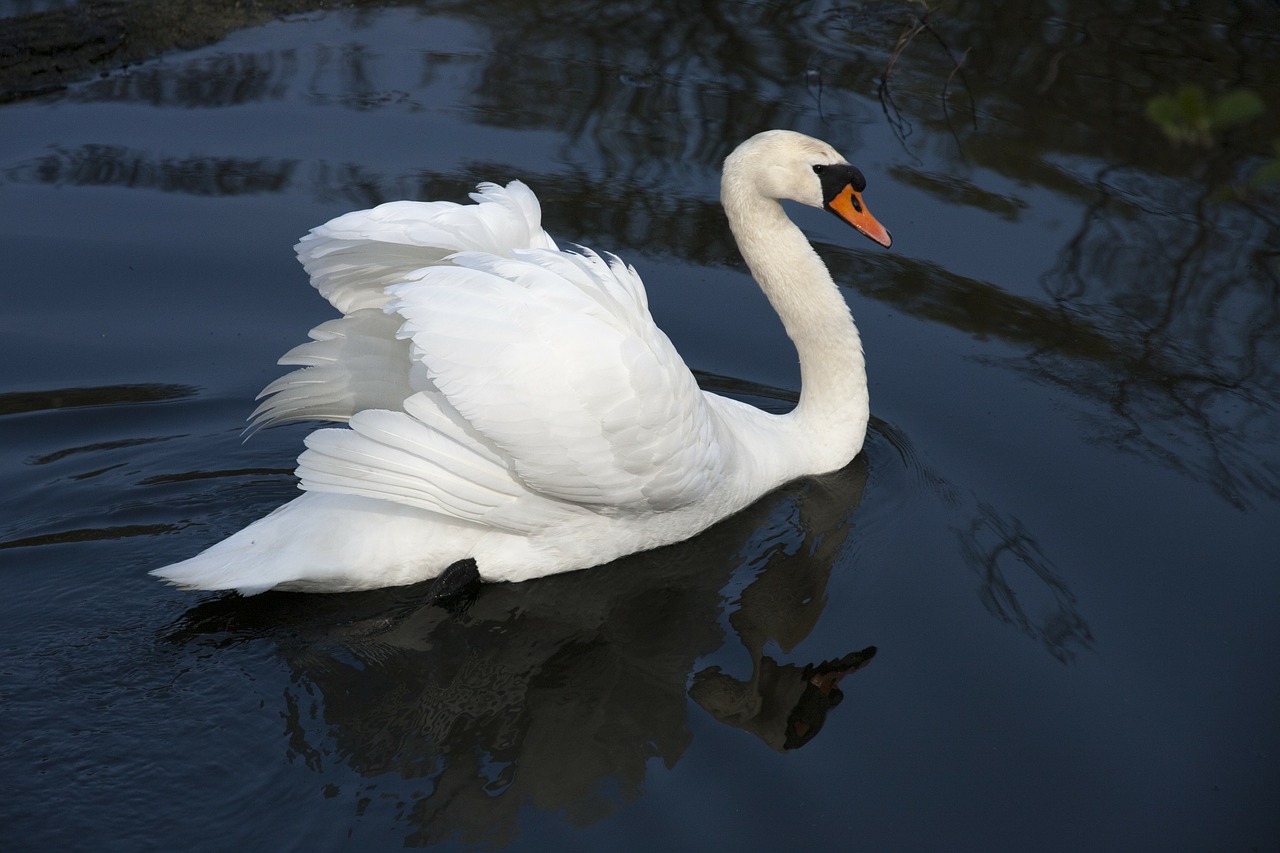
xmin=1 ymin=0 xmax=1278 ymax=849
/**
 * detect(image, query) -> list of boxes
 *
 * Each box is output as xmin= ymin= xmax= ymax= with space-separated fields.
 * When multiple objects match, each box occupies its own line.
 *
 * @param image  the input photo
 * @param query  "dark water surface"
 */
xmin=3 ymin=1 xmax=1279 ymax=850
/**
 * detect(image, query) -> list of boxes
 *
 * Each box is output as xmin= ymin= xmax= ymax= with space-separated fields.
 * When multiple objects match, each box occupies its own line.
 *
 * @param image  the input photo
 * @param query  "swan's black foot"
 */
xmin=426 ymin=558 xmax=481 ymax=613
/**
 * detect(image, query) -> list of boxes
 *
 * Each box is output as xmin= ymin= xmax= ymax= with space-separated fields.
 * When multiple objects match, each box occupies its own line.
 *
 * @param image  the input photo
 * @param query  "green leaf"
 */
xmin=1210 ymin=89 xmax=1264 ymax=129
xmin=1146 ymin=94 xmax=1179 ymax=129
xmin=1176 ymin=85 xmax=1209 ymax=123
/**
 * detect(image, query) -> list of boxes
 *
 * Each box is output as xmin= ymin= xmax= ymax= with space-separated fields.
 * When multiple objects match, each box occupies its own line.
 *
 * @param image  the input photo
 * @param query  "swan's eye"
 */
xmin=812 ymin=164 xmax=827 ymax=175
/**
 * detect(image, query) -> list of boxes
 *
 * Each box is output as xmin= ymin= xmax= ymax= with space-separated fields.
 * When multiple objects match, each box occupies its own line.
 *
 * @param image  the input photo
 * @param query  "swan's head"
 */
xmin=723 ymin=130 xmax=892 ymax=248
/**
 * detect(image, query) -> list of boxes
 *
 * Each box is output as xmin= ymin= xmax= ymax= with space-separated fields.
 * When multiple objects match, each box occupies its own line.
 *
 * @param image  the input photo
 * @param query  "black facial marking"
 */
xmin=814 ymin=162 xmax=867 ymax=206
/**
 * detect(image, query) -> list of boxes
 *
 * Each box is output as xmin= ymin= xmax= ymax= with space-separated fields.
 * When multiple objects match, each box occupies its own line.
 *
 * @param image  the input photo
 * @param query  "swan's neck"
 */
xmin=725 ymin=194 xmax=869 ymax=471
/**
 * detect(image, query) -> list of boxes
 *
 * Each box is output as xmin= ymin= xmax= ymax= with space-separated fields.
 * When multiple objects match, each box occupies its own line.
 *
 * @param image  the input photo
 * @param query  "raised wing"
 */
xmin=296 ymin=181 xmax=559 ymax=314
xmin=394 ymin=249 xmax=725 ymax=510
xmin=297 ymin=244 xmax=727 ymax=524
xmin=255 ymin=181 xmax=558 ymax=427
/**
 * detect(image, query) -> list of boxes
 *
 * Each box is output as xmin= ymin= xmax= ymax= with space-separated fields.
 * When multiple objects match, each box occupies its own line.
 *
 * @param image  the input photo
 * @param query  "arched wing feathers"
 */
xmin=295 ymin=181 xmax=558 ymax=314
xmin=249 ymin=308 xmax=415 ymax=431
xmin=386 ymin=249 xmax=724 ymax=511
xmin=258 ymin=181 xmax=556 ymax=428
xmin=283 ymin=183 xmax=726 ymax=528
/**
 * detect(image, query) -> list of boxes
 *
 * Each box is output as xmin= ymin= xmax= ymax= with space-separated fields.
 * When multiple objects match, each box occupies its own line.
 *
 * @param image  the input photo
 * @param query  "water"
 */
xmin=2 ymin=1 xmax=1278 ymax=849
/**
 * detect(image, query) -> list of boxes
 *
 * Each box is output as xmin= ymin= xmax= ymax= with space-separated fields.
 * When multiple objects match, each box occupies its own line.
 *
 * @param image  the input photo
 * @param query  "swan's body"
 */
xmin=153 ymin=130 xmax=891 ymax=594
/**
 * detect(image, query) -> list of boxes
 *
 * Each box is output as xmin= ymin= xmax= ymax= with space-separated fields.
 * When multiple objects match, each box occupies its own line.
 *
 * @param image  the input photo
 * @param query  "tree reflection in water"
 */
xmin=2 ymin=1 xmax=1276 ymax=846
xmin=168 ymin=451 xmax=875 ymax=846
xmin=5 ymin=0 xmax=1271 ymax=787
xmin=8 ymin=0 xmax=1275 ymax=510
xmin=892 ymin=0 xmax=1280 ymax=509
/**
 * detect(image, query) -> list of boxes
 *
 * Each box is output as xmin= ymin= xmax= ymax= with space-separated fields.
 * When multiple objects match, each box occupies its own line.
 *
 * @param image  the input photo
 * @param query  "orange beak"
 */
xmin=825 ymin=184 xmax=892 ymax=248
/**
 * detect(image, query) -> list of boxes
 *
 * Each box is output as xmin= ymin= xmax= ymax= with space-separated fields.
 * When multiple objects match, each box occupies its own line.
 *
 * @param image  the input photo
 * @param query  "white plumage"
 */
xmin=153 ymin=130 xmax=892 ymax=594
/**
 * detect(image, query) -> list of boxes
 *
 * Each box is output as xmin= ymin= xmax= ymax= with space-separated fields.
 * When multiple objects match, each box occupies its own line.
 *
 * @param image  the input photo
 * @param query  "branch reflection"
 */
xmin=2 ymin=0 xmax=1262 ymax=703
xmin=5 ymin=0 xmax=1274 ymax=507
xmin=910 ymin=0 xmax=1280 ymax=508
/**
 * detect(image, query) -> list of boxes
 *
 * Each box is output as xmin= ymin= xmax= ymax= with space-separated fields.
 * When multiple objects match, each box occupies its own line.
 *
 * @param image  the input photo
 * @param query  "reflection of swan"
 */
xmin=692 ymin=649 xmax=876 ymax=750
xmin=167 ymin=456 xmax=876 ymax=847
xmin=152 ymin=130 xmax=891 ymax=593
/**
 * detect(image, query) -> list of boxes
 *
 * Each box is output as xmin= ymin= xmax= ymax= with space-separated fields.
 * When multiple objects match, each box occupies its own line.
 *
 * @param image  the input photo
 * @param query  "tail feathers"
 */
xmin=150 ymin=547 xmax=283 ymax=596
xmin=151 ymin=505 xmax=303 ymax=594
xmin=150 ymin=492 xmax=489 ymax=594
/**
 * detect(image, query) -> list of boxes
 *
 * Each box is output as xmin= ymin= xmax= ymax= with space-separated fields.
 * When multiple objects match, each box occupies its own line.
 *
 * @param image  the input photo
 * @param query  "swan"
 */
xmin=152 ymin=130 xmax=892 ymax=595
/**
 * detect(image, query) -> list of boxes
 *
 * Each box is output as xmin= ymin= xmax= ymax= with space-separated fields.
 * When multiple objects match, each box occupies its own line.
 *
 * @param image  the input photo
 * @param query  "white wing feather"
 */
xmin=386 ymin=249 xmax=724 ymax=511
xmin=255 ymin=181 xmax=555 ymax=427
xmin=296 ymin=181 xmax=558 ymax=313
xmin=272 ymin=181 xmax=725 ymax=533
xmin=249 ymin=308 xmax=416 ymax=429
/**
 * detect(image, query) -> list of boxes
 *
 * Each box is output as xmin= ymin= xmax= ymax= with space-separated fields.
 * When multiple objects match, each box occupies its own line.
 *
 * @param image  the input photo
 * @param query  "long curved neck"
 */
xmin=723 ymin=190 xmax=869 ymax=471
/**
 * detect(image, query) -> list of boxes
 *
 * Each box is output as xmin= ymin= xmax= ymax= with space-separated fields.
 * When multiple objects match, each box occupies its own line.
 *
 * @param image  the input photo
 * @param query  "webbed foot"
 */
xmin=426 ymin=558 xmax=482 ymax=613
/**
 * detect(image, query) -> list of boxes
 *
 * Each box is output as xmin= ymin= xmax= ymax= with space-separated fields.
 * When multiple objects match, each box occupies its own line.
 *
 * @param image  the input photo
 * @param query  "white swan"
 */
xmin=152 ymin=130 xmax=891 ymax=594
